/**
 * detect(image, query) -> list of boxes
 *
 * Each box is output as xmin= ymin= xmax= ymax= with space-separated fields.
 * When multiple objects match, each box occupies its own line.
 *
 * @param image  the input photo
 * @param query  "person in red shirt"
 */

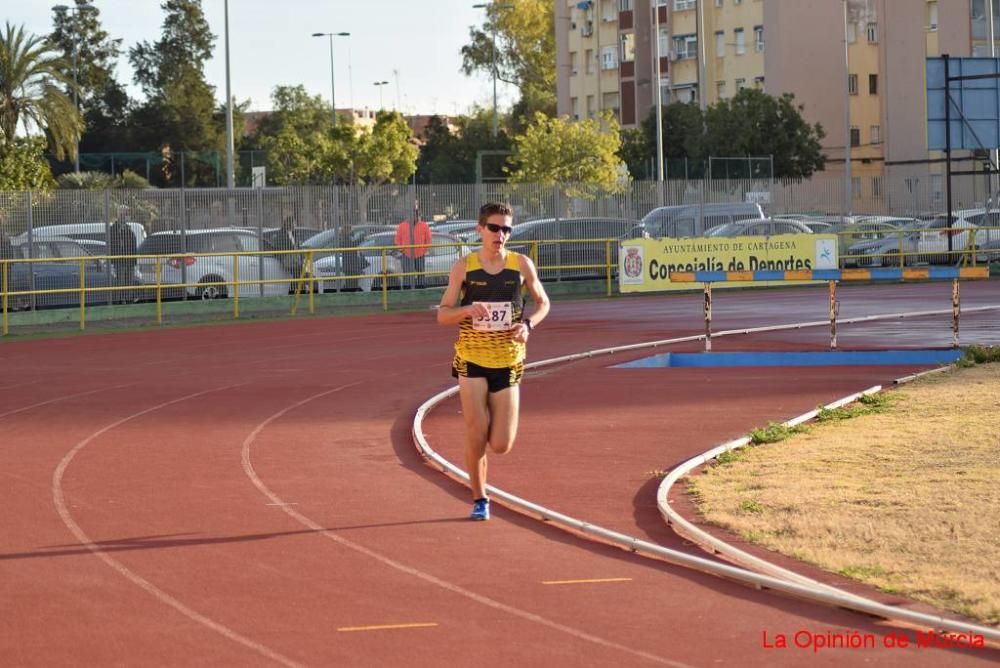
xmin=394 ymin=216 xmax=432 ymax=288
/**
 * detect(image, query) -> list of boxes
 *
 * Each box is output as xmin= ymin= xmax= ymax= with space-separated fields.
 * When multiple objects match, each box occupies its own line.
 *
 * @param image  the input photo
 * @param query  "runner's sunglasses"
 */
xmin=483 ymin=222 xmax=513 ymax=235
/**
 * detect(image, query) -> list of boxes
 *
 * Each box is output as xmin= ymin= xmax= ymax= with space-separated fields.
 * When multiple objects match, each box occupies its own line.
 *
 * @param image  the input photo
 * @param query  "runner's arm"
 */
xmin=437 ymin=257 xmax=487 ymax=325
xmin=513 ymin=254 xmax=550 ymax=342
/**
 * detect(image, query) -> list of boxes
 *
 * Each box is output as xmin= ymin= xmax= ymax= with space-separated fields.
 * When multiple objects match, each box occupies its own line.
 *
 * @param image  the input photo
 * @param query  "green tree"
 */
xmin=0 ymin=137 xmax=56 ymax=191
xmin=618 ymin=127 xmax=651 ymax=180
xmin=507 ymin=111 xmax=627 ymax=200
xmin=251 ymin=85 xmax=339 ymax=185
xmin=128 ymin=0 xmax=221 ymax=186
xmin=703 ymin=89 xmax=825 ymax=178
xmin=0 ymin=22 xmax=81 ymax=163
xmin=350 ymin=111 xmax=418 ymax=221
xmin=462 ymin=0 xmax=556 ymax=126
xmin=415 ymin=110 xmax=512 ymax=184
xmin=50 ymin=2 xmax=130 ymax=158
xmin=641 ymin=101 xmax=707 ymax=176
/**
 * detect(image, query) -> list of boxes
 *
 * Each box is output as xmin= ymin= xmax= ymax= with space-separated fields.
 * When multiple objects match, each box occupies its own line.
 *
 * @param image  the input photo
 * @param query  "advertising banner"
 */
xmin=619 ymin=235 xmax=839 ymax=292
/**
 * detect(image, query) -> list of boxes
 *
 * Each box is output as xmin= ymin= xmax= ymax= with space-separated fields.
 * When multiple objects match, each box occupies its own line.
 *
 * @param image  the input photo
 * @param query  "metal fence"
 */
xmin=1 ymin=170 xmax=994 ymax=238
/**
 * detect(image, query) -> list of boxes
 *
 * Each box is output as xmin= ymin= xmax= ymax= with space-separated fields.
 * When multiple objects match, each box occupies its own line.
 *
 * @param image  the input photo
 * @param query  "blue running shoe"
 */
xmin=470 ymin=498 xmax=490 ymax=521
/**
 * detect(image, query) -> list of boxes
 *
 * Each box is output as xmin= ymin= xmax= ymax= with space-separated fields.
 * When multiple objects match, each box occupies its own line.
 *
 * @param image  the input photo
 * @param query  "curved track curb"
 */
xmin=412 ymin=312 xmax=1000 ymax=644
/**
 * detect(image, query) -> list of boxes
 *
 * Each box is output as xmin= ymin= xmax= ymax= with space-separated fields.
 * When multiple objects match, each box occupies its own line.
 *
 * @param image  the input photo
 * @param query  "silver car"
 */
xmin=137 ymin=228 xmax=292 ymax=299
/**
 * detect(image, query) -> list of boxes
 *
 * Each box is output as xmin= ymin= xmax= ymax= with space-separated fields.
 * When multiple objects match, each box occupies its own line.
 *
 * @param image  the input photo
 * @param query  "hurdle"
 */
xmin=669 ymin=266 xmax=990 ymax=351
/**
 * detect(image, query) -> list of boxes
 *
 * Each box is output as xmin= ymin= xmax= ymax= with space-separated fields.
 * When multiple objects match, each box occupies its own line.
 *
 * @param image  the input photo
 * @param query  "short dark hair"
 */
xmin=478 ymin=202 xmax=513 ymax=225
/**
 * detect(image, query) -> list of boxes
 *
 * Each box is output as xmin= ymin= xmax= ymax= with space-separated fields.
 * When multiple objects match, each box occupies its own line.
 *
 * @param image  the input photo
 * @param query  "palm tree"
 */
xmin=0 ymin=22 xmax=81 ymax=160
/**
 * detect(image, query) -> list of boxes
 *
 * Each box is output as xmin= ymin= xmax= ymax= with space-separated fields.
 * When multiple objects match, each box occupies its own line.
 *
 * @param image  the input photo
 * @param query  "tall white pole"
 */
xmin=843 ymin=0 xmax=852 ymax=218
xmin=653 ymin=1 xmax=664 ymax=182
xmin=328 ymin=35 xmax=337 ymax=124
xmin=989 ymin=0 xmax=998 ymax=199
xmin=73 ymin=44 xmax=80 ymax=173
xmin=223 ymin=0 xmax=235 ymax=189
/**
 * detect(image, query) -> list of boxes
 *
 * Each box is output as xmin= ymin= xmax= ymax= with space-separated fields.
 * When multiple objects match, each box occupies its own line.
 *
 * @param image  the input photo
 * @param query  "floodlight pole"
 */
xmin=653 ymin=1 xmax=664 ymax=183
xmin=223 ymin=0 xmax=235 ymax=189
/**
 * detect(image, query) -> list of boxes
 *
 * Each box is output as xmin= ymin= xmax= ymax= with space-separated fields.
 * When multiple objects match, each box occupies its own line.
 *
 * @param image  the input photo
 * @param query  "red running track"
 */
xmin=0 ymin=282 xmax=997 ymax=666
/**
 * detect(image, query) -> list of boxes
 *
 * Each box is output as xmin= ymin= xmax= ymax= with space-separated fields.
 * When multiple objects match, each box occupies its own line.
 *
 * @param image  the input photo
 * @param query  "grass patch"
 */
xmin=957 ymin=344 xmax=1000 ymax=367
xmin=748 ymin=422 xmax=806 ymax=444
xmin=738 ymin=499 xmax=764 ymax=514
xmin=687 ymin=363 xmax=1000 ymax=626
xmin=815 ymin=392 xmax=895 ymax=422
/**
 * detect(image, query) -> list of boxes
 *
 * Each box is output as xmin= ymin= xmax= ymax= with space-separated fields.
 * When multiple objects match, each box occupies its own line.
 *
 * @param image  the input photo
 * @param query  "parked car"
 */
xmin=431 ymin=220 xmax=480 ymax=241
xmin=136 ymin=228 xmax=292 ymax=300
xmin=5 ymin=237 xmax=114 ymax=310
xmin=637 ymin=202 xmax=765 ymax=238
xmin=704 ymin=218 xmax=814 ymax=237
xmin=261 ymin=226 xmax=322 ymax=248
xmin=18 ymin=221 xmax=147 ymax=248
xmin=507 ymin=217 xmax=639 ymax=279
xmin=974 ymin=236 xmax=1000 ymax=264
xmin=299 ymin=225 xmax=396 ymax=259
xmin=845 ymin=218 xmax=935 ymax=267
xmin=915 ymin=209 xmax=997 ymax=264
xmin=830 ymin=218 xmax=908 ymax=258
xmin=311 ymin=231 xmax=466 ymax=292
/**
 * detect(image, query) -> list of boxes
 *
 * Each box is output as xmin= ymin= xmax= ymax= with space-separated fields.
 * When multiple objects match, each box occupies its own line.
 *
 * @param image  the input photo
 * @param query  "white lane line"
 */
xmin=0 ymin=384 xmax=133 ymax=420
xmin=241 ymin=385 xmax=689 ymax=668
xmin=52 ymin=384 xmax=301 ymax=668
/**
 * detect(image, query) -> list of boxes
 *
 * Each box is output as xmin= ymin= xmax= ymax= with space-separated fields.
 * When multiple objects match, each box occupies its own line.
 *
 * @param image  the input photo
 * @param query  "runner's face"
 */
xmin=480 ymin=214 xmax=513 ymax=251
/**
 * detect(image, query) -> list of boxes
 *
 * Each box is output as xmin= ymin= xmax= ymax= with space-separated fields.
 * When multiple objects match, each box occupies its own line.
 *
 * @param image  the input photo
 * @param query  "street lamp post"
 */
xmin=374 ymin=81 xmax=389 ymax=109
xmin=311 ymin=31 xmax=350 ymax=126
xmin=223 ymin=0 xmax=234 ymax=189
xmin=52 ymin=1 xmax=96 ymax=173
xmin=472 ymin=3 xmax=514 ymax=138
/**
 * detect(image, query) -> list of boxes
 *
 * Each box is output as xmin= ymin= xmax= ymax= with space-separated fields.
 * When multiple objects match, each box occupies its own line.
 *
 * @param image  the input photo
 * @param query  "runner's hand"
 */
xmin=512 ymin=322 xmax=530 ymax=343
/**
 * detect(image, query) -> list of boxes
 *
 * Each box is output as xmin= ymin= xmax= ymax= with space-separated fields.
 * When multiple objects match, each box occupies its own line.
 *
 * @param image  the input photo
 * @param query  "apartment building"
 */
xmin=556 ymin=0 xmax=991 ymax=182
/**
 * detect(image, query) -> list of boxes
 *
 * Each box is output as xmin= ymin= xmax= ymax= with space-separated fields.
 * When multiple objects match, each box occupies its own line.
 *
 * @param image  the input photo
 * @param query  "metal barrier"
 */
xmin=670 ymin=266 xmax=991 ymax=351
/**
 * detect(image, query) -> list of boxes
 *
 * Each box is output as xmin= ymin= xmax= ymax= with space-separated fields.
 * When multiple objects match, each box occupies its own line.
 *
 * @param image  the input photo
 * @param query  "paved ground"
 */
xmin=0 ymin=281 xmax=997 ymax=666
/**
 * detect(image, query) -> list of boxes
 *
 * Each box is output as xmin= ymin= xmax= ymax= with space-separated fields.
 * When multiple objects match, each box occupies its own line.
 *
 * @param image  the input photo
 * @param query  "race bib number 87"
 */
xmin=472 ymin=301 xmax=513 ymax=331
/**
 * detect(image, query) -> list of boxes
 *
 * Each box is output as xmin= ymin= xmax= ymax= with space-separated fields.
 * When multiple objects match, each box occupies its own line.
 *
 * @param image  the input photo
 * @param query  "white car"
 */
xmin=137 ymin=228 xmax=292 ymax=299
xmin=312 ymin=231 xmax=466 ymax=292
xmin=914 ymin=209 xmax=997 ymax=264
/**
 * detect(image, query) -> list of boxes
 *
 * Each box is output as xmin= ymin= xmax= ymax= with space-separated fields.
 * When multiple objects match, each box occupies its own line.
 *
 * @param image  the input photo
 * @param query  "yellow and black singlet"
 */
xmin=453 ymin=251 xmax=525 ymax=369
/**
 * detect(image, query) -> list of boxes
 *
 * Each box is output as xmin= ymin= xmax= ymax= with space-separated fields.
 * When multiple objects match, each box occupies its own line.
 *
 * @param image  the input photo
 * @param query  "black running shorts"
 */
xmin=452 ymin=358 xmax=524 ymax=393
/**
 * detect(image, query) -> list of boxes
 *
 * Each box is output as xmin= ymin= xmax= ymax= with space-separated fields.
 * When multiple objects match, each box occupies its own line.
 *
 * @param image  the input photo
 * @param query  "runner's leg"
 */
xmin=458 ymin=375 xmax=491 ymax=499
xmin=486 ymin=385 xmax=520 ymax=455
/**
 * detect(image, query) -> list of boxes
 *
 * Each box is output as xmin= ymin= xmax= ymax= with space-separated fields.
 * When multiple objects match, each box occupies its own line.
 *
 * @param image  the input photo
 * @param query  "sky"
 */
xmin=8 ymin=0 xmax=517 ymax=116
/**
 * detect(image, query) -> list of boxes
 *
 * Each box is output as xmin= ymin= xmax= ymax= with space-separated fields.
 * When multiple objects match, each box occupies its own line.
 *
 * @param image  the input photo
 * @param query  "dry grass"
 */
xmin=687 ymin=362 xmax=1000 ymax=626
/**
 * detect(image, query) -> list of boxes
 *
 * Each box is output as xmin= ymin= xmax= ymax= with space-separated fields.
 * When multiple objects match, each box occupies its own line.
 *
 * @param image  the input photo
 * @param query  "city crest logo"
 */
xmin=622 ymin=245 xmax=644 ymax=283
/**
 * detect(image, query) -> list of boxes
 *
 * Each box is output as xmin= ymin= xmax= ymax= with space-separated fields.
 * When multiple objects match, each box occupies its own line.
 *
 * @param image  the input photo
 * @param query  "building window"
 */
xmin=716 ymin=80 xmax=726 ymax=99
xmin=602 ymin=91 xmax=620 ymax=113
xmin=715 ymin=0 xmax=723 ymax=6
xmin=736 ymin=78 xmax=747 ymax=91
xmin=660 ymin=79 xmax=670 ymax=105
xmin=866 ymin=22 xmax=878 ymax=42
xmin=602 ymin=0 xmax=617 ymax=22
xmin=869 ymin=73 xmax=878 ymax=94
xmin=846 ymin=22 xmax=857 ymax=43
xmin=571 ymin=97 xmax=579 ymax=120
xmin=601 ymin=45 xmax=618 ymax=70
xmin=734 ymin=28 xmax=745 ymax=55
xmin=871 ymin=125 xmax=881 ymax=144
xmin=851 ymin=176 xmax=862 ymax=197
xmin=848 ymin=73 xmax=858 ymax=95
xmin=873 ymin=177 xmax=883 ymax=199
xmin=850 ymin=126 xmax=860 ymax=147
xmin=753 ymin=75 xmax=764 ymax=88
xmin=619 ymin=0 xmax=633 ymax=10
xmin=674 ymin=0 xmax=697 ymax=11
xmin=586 ymin=95 xmax=595 ymax=118
xmin=753 ymin=25 xmax=764 ymax=52
xmin=620 ymin=33 xmax=636 ymax=63
xmin=673 ymin=34 xmax=698 ymax=59
xmin=585 ymin=49 xmax=594 ymax=74
xmin=927 ymin=1 xmax=938 ymax=30
xmin=658 ymin=27 xmax=670 ymax=57
xmin=570 ymin=51 xmax=578 ymax=75
xmin=715 ymin=31 xmax=725 ymax=57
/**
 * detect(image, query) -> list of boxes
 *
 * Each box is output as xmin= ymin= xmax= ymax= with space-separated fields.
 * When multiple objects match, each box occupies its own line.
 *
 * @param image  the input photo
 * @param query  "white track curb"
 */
xmin=412 ymin=308 xmax=1000 ymax=644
